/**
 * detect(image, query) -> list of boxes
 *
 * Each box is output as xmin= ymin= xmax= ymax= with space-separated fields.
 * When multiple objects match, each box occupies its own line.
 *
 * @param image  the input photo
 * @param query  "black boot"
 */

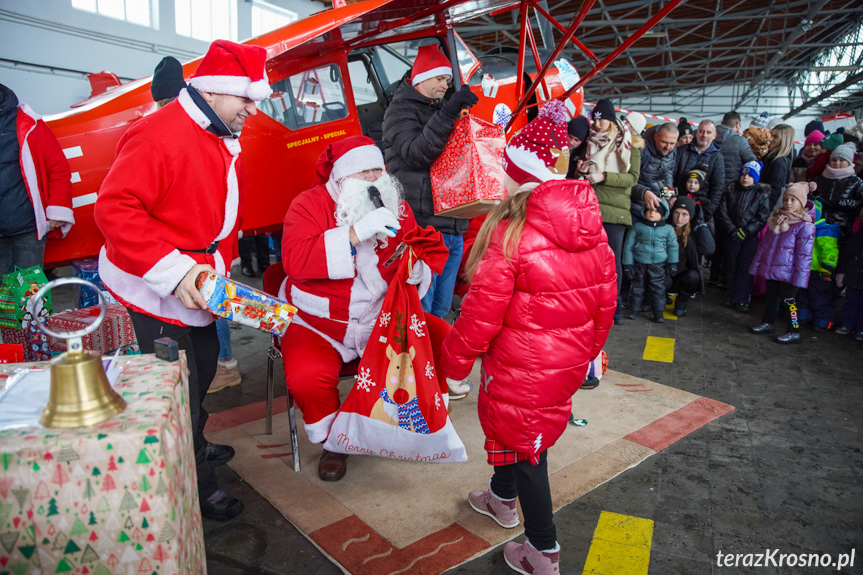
xmin=652 ymin=310 xmax=665 ymax=323
xmin=673 ymin=293 xmax=691 ymax=317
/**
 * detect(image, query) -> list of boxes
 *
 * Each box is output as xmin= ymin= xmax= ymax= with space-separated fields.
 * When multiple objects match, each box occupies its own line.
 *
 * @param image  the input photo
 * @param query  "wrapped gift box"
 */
xmin=430 ymin=114 xmax=506 ymax=218
xmin=72 ymin=258 xmax=111 ymax=308
xmin=45 ymin=303 xmax=136 ymax=354
xmin=196 ymin=272 xmax=296 ymax=336
xmin=0 ymin=324 xmax=50 ymax=362
xmin=0 ymin=265 xmax=52 ymax=328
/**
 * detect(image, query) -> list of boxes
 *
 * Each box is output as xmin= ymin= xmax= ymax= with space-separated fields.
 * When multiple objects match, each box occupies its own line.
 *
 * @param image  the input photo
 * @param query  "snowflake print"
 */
xmin=425 ymin=361 xmax=435 ymax=379
xmin=434 ymin=392 xmax=441 ymax=410
xmin=409 ymin=313 xmax=426 ymax=337
xmin=355 ymin=366 xmax=375 ymax=392
xmin=379 ymin=312 xmax=391 ymax=327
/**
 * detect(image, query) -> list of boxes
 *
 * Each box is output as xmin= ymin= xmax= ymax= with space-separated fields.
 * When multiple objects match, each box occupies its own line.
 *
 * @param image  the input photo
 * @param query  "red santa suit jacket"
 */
xmin=16 ymin=104 xmax=74 ymax=240
xmin=279 ymin=179 xmax=432 ymax=362
xmin=442 ymin=179 xmax=617 ymax=460
xmin=95 ymin=89 xmax=242 ymax=327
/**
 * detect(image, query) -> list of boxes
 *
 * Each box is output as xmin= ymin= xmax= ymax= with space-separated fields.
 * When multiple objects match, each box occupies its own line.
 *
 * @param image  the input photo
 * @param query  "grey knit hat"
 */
xmin=831 ymin=143 xmax=856 ymax=164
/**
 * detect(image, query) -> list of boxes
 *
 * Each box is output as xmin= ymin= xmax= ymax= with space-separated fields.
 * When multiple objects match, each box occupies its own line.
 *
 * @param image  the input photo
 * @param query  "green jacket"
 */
xmin=622 ymin=199 xmax=680 ymax=266
xmin=594 ymin=145 xmax=642 ymax=226
xmin=811 ymin=200 xmax=839 ymax=274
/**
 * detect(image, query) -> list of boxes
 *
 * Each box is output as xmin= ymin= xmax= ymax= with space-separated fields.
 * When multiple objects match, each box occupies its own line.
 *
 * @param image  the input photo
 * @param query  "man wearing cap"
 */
xmin=0 ymin=83 xmax=74 ymax=277
xmin=278 ymin=135 xmax=465 ymax=482
xmin=382 ymin=44 xmax=478 ymax=321
xmin=95 ymin=39 xmax=272 ymax=521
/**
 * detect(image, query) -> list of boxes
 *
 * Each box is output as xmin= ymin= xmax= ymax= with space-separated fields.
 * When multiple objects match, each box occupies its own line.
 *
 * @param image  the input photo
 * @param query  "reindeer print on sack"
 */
xmin=369 ymin=344 xmax=430 ymax=434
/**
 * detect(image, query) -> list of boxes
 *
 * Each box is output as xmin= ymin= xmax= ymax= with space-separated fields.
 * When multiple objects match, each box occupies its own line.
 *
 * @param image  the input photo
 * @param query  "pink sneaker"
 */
xmin=468 ymin=481 xmax=519 ymax=528
xmin=504 ymin=540 xmax=560 ymax=575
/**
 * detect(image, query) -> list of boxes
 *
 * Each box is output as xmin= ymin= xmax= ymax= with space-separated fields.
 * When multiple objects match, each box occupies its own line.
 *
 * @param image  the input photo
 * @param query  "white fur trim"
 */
xmin=305 ymin=411 xmax=337 ymax=444
xmin=45 ymin=206 xmax=74 ymax=238
xmin=247 ymin=79 xmax=272 ymax=101
xmin=178 ymin=88 xmax=210 ymax=131
xmin=411 ymin=66 xmax=453 ymax=87
xmin=331 ymin=145 xmax=385 ymax=183
xmin=290 ymin=284 xmax=330 ymax=319
xmin=278 ymin=277 xmax=288 ymax=300
xmin=98 ymin=247 xmax=214 ymax=327
xmin=505 ymin=144 xmax=566 ymax=183
xmin=325 ymin=177 xmax=341 ymax=203
xmin=190 ymin=75 xmax=272 ymax=102
xmin=214 ymin=156 xmax=239 ymax=242
xmin=18 ymin=120 xmax=49 ymax=240
xmin=323 ymin=226 xmax=355 ymax=280
xmin=291 ymin=313 xmax=358 ymax=364
xmin=354 ymin=241 xmax=388 ymax=300
xmin=213 ymin=251 xmax=225 ymax=276
xmin=142 ymin=249 xmax=198 ymax=299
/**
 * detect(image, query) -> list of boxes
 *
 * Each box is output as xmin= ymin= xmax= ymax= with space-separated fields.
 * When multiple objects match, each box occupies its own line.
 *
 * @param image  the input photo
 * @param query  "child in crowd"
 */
xmin=791 ymin=130 xmax=825 ymax=182
xmin=797 ymin=200 xmax=839 ymax=331
xmin=813 ymin=143 xmax=863 ymax=249
xmin=442 ymin=100 xmax=617 ymax=575
xmin=623 ymin=200 xmax=679 ymax=323
xmin=750 ymin=182 xmax=816 ymax=344
xmin=715 ymin=161 xmax=772 ymax=312
xmin=836 ymin=207 xmax=863 ymax=341
xmin=684 ymin=169 xmax=707 ymax=209
xmin=744 ymin=112 xmax=772 ymax=160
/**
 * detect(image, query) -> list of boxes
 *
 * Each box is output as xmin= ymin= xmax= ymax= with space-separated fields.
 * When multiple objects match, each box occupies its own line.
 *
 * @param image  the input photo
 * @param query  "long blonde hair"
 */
xmin=674 ymin=221 xmax=691 ymax=248
xmin=767 ymin=124 xmax=795 ymax=159
xmin=466 ymin=183 xmax=539 ymax=280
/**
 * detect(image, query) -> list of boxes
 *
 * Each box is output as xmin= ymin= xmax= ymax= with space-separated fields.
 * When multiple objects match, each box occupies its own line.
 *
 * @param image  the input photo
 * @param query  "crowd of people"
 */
xmin=3 ymin=35 xmax=863 ymax=574
xmin=564 ymin=103 xmax=863 ymax=344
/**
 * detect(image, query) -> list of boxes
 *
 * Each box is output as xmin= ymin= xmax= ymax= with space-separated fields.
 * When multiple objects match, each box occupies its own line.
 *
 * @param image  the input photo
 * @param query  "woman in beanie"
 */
xmin=565 ymin=115 xmax=590 ymax=179
xmin=443 ymin=100 xmax=616 ymax=575
xmin=749 ymin=182 xmax=816 ymax=344
xmin=576 ymin=98 xmax=643 ymax=324
xmin=677 ymin=117 xmax=694 ymax=147
xmin=667 ymin=196 xmax=715 ymax=316
xmin=761 ymin=124 xmax=795 ymax=206
xmin=807 ymin=132 xmax=845 ymax=179
xmin=791 ymin=130 xmax=826 ymax=182
xmin=813 ymin=143 xmax=863 ymax=247
xmin=715 ymin=161 xmax=772 ymax=311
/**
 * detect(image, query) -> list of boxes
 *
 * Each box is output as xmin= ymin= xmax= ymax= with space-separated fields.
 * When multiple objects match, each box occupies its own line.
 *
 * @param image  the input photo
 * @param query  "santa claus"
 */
xmin=279 ymin=135 xmax=471 ymax=481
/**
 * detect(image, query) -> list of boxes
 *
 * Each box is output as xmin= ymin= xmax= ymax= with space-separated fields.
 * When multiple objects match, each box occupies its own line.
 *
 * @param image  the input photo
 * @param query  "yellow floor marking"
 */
xmin=662 ymin=310 xmax=677 ymax=320
xmin=663 ymin=294 xmax=678 ymax=320
xmin=643 ymin=336 xmax=674 ymax=363
xmin=583 ymin=511 xmax=654 ymax=574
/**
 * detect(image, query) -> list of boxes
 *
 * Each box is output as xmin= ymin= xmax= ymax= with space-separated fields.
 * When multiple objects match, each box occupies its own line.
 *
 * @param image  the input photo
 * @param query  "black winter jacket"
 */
xmin=837 ymin=220 xmax=863 ymax=289
xmin=715 ymin=181 xmax=772 ymax=238
xmin=382 ymin=78 xmax=468 ymax=235
xmin=714 ymin=124 xmax=756 ymax=185
xmin=672 ymin=207 xmax=715 ymax=294
xmin=673 ymin=142 xmax=726 ymax=218
xmin=631 ymin=125 xmax=675 ymax=220
xmin=761 ymin=152 xmax=791 ymax=206
xmin=812 ymin=174 xmax=863 ymax=242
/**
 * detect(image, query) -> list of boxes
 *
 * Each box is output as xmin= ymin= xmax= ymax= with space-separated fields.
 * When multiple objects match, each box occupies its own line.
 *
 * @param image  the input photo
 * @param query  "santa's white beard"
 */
xmin=335 ymin=173 xmax=405 ymax=247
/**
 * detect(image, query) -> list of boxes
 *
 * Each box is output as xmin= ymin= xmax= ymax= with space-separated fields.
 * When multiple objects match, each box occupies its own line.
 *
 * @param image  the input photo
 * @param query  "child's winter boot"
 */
xmin=503 ymin=540 xmax=560 ymax=575
xmin=468 ymin=480 xmax=519 ymax=528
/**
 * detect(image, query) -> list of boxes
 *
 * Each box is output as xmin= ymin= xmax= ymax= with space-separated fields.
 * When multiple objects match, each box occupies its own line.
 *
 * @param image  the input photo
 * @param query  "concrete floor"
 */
xmin=171 ymin=267 xmax=861 ymax=574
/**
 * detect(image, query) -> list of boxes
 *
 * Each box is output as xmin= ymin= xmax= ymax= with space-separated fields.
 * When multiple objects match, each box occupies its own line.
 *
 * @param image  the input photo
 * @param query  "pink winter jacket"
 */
xmin=442 ymin=179 xmax=617 ymax=460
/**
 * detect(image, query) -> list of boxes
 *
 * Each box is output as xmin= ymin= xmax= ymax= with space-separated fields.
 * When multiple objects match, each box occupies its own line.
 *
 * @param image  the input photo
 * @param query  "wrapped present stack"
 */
xmin=196 ymin=272 xmax=297 ymax=336
xmin=0 ymin=265 xmax=53 ymax=362
xmin=72 ymin=258 xmax=117 ymax=308
xmin=429 ymin=114 xmax=507 ymax=218
xmin=45 ymin=303 xmax=138 ymax=355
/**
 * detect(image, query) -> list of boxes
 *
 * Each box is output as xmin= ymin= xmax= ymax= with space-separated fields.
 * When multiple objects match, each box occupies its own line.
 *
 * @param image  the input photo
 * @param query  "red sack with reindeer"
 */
xmin=323 ymin=227 xmax=468 ymax=463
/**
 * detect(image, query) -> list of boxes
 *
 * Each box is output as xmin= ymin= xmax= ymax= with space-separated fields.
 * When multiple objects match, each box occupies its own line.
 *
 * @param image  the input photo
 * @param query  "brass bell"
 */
xmin=30 ymin=278 xmax=126 ymax=428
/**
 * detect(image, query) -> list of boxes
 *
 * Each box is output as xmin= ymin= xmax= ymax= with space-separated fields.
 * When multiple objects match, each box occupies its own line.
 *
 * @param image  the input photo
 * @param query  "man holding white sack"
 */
xmin=95 ymin=39 xmax=271 ymax=521
xmin=279 ymin=135 xmax=468 ymax=482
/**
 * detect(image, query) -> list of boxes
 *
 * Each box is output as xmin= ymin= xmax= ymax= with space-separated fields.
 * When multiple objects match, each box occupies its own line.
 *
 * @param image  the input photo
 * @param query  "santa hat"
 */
xmin=411 ymin=45 xmax=452 ymax=87
xmin=784 ymin=181 xmax=816 ymax=208
xmin=502 ymin=100 xmax=569 ymax=185
xmin=315 ymin=135 xmax=384 ymax=185
xmin=189 ymin=40 xmax=271 ymax=101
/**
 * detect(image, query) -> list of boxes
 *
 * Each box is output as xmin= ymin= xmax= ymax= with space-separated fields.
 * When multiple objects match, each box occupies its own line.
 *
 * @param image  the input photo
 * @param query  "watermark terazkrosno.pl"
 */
xmin=717 ymin=549 xmax=856 ymax=570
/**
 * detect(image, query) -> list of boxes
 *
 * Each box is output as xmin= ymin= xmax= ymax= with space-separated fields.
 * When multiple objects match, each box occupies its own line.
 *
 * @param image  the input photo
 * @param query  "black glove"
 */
xmin=666 ymin=263 xmax=678 ymax=277
xmin=443 ymin=85 xmax=479 ymax=116
xmin=693 ymin=202 xmax=705 ymax=224
xmin=731 ymin=227 xmax=746 ymax=243
xmin=623 ymin=266 xmax=633 ymax=281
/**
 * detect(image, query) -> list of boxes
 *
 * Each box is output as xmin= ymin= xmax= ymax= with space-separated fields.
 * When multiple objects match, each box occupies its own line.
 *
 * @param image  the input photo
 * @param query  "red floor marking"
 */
xmin=260 ymin=453 xmax=292 ymax=459
xmin=203 ymin=396 xmax=287 ymax=434
xmin=615 ymin=383 xmax=646 ymax=387
xmin=310 ymin=515 xmax=488 ymax=575
xmin=624 ymin=397 xmax=735 ymax=451
xmin=625 ymin=389 xmax=652 ymax=392
xmin=256 ymin=444 xmax=289 ymax=449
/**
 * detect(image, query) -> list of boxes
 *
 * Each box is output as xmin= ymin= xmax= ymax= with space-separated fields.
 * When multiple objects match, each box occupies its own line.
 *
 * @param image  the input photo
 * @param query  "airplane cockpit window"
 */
xmin=257 ymin=63 xmax=348 ymax=130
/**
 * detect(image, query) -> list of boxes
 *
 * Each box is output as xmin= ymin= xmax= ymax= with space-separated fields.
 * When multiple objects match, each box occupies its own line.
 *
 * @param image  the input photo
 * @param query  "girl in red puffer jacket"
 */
xmin=442 ymin=101 xmax=617 ymax=575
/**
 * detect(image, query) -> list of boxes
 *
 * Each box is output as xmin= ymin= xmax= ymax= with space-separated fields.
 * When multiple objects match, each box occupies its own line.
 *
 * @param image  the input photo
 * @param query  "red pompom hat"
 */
xmin=189 ymin=39 xmax=271 ymax=101
xmin=411 ymin=45 xmax=453 ymax=87
xmin=502 ymin=100 xmax=570 ymax=184
xmin=314 ymin=135 xmax=385 ymax=185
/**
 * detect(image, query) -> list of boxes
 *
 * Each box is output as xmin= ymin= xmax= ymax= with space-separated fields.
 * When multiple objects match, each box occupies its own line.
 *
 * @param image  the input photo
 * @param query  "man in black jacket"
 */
xmin=382 ymin=44 xmax=477 ymax=320
xmin=631 ymin=123 xmax=678 ymax=220
xmin=673 ymin=120 xmax=726 ymax=220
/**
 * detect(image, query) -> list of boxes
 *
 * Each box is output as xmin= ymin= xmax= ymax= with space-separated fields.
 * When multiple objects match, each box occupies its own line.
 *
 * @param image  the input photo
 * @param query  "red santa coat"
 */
xmin=95 ymin=89 xmax=242 ymax=327
xmin=279 ymin=180 xmax=432 ymax=362
xmin=16 ymin=104 xmax=74 ymax=240
xmin=442 ymin=179 xmax=617 ymax=460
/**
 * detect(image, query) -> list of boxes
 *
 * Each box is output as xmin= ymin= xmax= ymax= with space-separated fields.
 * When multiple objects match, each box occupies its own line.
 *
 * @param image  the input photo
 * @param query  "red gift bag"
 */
xmin=429 ymin=114 xmax=506 ymax=218
xmin=323 ymin=227 xmax=468 ymax=463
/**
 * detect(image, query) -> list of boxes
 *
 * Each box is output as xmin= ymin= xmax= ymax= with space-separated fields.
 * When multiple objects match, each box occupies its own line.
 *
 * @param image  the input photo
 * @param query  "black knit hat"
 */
xmin=804 ymin=120 xmax=825 ymax=137
xmin=567 ymin=115 xmax=590 ymax=141
xmin=592 ymin=99 xmax=615 ymax=121
xmin=672 ymin=196 xmax=696 ymax=221
xmin=678 ymin=117 xmax=693 ymax=137
xmin=151 ymin=56 xmax=186 ymax=102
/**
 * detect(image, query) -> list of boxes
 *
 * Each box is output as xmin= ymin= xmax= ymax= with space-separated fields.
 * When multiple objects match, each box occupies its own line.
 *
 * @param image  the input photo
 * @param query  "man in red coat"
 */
xmin=279 ymin=135 xmax=466 ymax=481
xmin=0 ymin=83 xmax=74 ymax=276
xmin=95 ymin=40 xmax=271 ymax=521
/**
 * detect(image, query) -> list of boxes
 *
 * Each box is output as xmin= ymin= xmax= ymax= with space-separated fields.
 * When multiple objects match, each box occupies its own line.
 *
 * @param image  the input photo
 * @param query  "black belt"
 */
xmin=180 ymin=240 xmax=220 ymax=254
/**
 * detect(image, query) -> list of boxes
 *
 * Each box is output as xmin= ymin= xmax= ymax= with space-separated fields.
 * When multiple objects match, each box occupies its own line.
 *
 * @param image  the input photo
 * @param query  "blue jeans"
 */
xmin=215 ymin=317 xmax=233 ymax=361
xmin=421 ymin=233 xmax=463 ymax=318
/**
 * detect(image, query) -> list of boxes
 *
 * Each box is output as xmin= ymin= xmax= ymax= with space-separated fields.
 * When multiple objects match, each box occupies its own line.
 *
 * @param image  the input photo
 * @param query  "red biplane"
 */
xmin=43 ymin=0 xmax=682 ymax=267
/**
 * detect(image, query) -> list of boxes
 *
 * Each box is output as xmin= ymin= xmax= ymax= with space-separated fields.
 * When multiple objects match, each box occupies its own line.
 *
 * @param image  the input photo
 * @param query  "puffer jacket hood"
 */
xmin=636 ymin=197 xmax=670 ymax=227
xmin=442 ymin=178 xmax=617 ymax=461
xmin=749 ymin=200 xmax=816 ymax=288
xmin=0 ymin=83 xmax=18 ymax=116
